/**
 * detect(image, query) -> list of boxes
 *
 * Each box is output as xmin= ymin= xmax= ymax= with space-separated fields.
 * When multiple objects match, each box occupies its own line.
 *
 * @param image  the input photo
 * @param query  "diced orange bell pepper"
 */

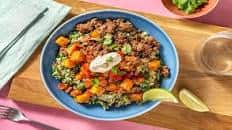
xmin=55 ymin=36 xmax=70 ymax=47
xmin=90 ymin=30 xmax=100 ymax=38
xmin=106 ymin=84 xmax=118 ymax=92
xmin=70 ymin=51 xmax=84 ymax=63
xmin=67 ymin=43 xmax=80 ymax=55
xmin=148 ymin=60 xmax=161 ymax=71
xmin=89 ymin=85 xmax=104 ymax=96
xmin=70 ymin=89 xmax=82 ymax=97
xmin=129 ymin=93 xmax=143 ymax=102
xmin=75 ymin=72 xmax=83 ymax=80
xmin=63 ymin=59 xmax=76 ymax=69
xmin=75 ymin=92 xmax=91 ymax=103
xmin=120 ymin=79 xmax=133 ymax=91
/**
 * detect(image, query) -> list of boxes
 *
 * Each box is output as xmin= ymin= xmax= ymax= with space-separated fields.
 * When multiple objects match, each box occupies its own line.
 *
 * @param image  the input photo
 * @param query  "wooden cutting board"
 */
xmin=8 ymin=0 xmax=232 ymax=130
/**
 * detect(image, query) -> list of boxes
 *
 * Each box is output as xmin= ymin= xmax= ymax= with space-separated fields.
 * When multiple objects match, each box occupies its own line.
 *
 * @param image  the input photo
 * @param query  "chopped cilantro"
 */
xmin=91 ymin=78 xmax=100 ymax=86
xmin=103 ymin=34 xmax=113 ymax=45
xmin=76 ymin=82 xmax=85 ymax=90
xmin=122 ymin=44 xmax=132 ymax=54
xmin=111 ymin=66 xmax=126 ymax=76
xmin=108 ymin=43 xmax=119 ymax=51
xmin=69 ymin=31 xmax=80 ymax=42
xmin=111 ymin=66 xmax=118 ymax=74
xmin=106 ymin=56 xmax=113 ymax=62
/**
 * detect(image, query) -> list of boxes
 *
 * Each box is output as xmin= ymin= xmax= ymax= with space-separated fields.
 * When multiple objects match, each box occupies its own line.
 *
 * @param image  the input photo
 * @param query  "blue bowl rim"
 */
xmin=40 ymin=9 xmax=179 ymax=121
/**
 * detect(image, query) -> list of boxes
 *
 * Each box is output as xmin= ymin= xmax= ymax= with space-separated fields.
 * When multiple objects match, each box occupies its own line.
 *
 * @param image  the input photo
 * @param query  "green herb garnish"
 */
xmin=111 ymin=66 xmax=126 ymax=76
xmin=108 ymin=43 xmax=119 ymax=51
xmin=106 ymin=56 xmax=113 ymax=62
xmin=69 ymin=31 xmax=80 ymax=42
xmin=103 ymin=34 xmax=113 ymax=45
xmin=122 ymin=43 xmax=132 ymax=54
xmin=139 ymin=80 xmax=151 ymax=92
xmin=91 ymin=78 xmax=100 ymax=86
xmin=76 ymin=82 xmax=86 ymax=91
xmin=103 ymin=38 xmax=113 ymax=45
xmin=111 ymin=66 xmax=118 ymax=74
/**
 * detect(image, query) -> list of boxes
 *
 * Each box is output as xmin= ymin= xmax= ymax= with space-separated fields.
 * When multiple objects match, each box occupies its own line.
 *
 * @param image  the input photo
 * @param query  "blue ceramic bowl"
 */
xmin=40 ymin=9 xmax=179 ymax=121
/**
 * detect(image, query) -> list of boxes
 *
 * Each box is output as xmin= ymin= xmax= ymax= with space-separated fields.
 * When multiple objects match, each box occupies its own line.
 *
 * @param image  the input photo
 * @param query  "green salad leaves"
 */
xmin=172 ymin=0 xmax=208 ymax=14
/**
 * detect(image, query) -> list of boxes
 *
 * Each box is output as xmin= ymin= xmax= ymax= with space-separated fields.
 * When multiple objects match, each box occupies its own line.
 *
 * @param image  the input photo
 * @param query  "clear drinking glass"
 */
xmin=196 ymin=31 xmax=232 ymax=76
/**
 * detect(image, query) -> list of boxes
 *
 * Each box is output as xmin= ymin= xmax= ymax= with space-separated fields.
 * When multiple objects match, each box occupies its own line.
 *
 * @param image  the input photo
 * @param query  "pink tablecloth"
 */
xmin=86 ymin=0 xmax=232 ymax=27
xmin=0 ymin=0 xmax=231 ymax=130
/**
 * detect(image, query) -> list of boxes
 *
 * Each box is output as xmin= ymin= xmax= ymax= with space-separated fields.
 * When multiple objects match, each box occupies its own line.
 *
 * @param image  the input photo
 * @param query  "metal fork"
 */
xmin=0 ymin=105 xmax=60 ymax=130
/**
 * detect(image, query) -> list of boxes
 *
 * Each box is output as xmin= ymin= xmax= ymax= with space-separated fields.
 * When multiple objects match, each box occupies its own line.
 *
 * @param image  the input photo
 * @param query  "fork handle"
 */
xmin=21 ymin=119 xmax=60 ymax=130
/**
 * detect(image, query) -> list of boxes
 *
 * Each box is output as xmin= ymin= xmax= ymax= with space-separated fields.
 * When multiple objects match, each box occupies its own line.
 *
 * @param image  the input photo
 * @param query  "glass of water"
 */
xmin=196 ymin=31 xmax=232 ymax=76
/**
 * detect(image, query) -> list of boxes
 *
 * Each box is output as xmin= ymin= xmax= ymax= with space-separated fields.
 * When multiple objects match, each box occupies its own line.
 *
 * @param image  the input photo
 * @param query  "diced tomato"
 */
xmin=80 ymin=63 xmax=91 ymax=78
xmin=99 ymin=79 xmax=108 ymax=87
xmin=123 ymin=73 xmax=132 ymax=79
xmin=109 ymin=72 xmax=123 ymax=81
xmin=70 ymin=89 xmax=82 ymax=97
xmin=57 ymin=83 xmax=68 ymax=90
xmin=82 ymin=63 xmax=89 ymax=71
xmin=117 ymin=51 xmax=124 ymax=57
xmin=83 ymin=78 xmax=92 ymax=89
xmin=85 ymin=55 xmax=94 ymax=62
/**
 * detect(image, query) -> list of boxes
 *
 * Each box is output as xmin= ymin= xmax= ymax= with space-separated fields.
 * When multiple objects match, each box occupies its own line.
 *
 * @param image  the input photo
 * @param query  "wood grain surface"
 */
xmin=8 ymin=0 xmax=232 ymax=130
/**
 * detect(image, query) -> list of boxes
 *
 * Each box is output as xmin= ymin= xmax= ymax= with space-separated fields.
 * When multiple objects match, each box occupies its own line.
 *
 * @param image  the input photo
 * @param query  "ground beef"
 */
xmin=76 ymin=23 xmax=93 ymax=33
xmin=105 ymin=19 xmax=116 ymax=33
xmin=114 ymin=31 xmax=128 ymax=44
xmin=116 ymin=19 xmax=134 ymax=32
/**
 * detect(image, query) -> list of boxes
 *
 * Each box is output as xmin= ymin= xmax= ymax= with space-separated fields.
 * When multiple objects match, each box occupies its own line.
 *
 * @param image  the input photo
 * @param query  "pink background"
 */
xmin=0 ymin=0 xmax=231 ymax=130
xmin=86 ymin=0 xmax=232 ymax=27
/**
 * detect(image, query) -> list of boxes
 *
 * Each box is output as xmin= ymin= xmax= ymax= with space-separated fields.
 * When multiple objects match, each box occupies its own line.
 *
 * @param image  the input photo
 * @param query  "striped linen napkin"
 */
xmin=0 ymin=0 xmax=71 ymax=88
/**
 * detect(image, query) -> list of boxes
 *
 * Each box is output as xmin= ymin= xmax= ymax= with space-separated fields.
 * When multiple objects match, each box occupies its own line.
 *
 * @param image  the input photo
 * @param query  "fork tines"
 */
xmin=0 ymin=105 xmax=10 ymax=119
xmin=0 ymin=105 xmax=10 ymax=109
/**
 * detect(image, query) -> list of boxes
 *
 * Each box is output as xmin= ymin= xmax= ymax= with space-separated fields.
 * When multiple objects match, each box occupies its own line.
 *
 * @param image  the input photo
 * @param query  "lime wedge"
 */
xmin=143 ymin=88 xmax=178 ymax=103
xmin=179 ymin=89 xmax=209 ymax=112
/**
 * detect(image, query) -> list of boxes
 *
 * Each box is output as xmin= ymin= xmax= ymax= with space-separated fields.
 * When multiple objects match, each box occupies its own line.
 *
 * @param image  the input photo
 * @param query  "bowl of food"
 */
xmin=162 ymin=0 xmax=219 ymax=18
xmin=40 ymin=9 xmax=179 ymax=120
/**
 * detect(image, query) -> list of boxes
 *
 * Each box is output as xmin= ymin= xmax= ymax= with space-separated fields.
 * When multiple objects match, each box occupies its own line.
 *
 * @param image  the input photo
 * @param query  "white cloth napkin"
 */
xmin=0 ymin=0 xmax=71 ymax=89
